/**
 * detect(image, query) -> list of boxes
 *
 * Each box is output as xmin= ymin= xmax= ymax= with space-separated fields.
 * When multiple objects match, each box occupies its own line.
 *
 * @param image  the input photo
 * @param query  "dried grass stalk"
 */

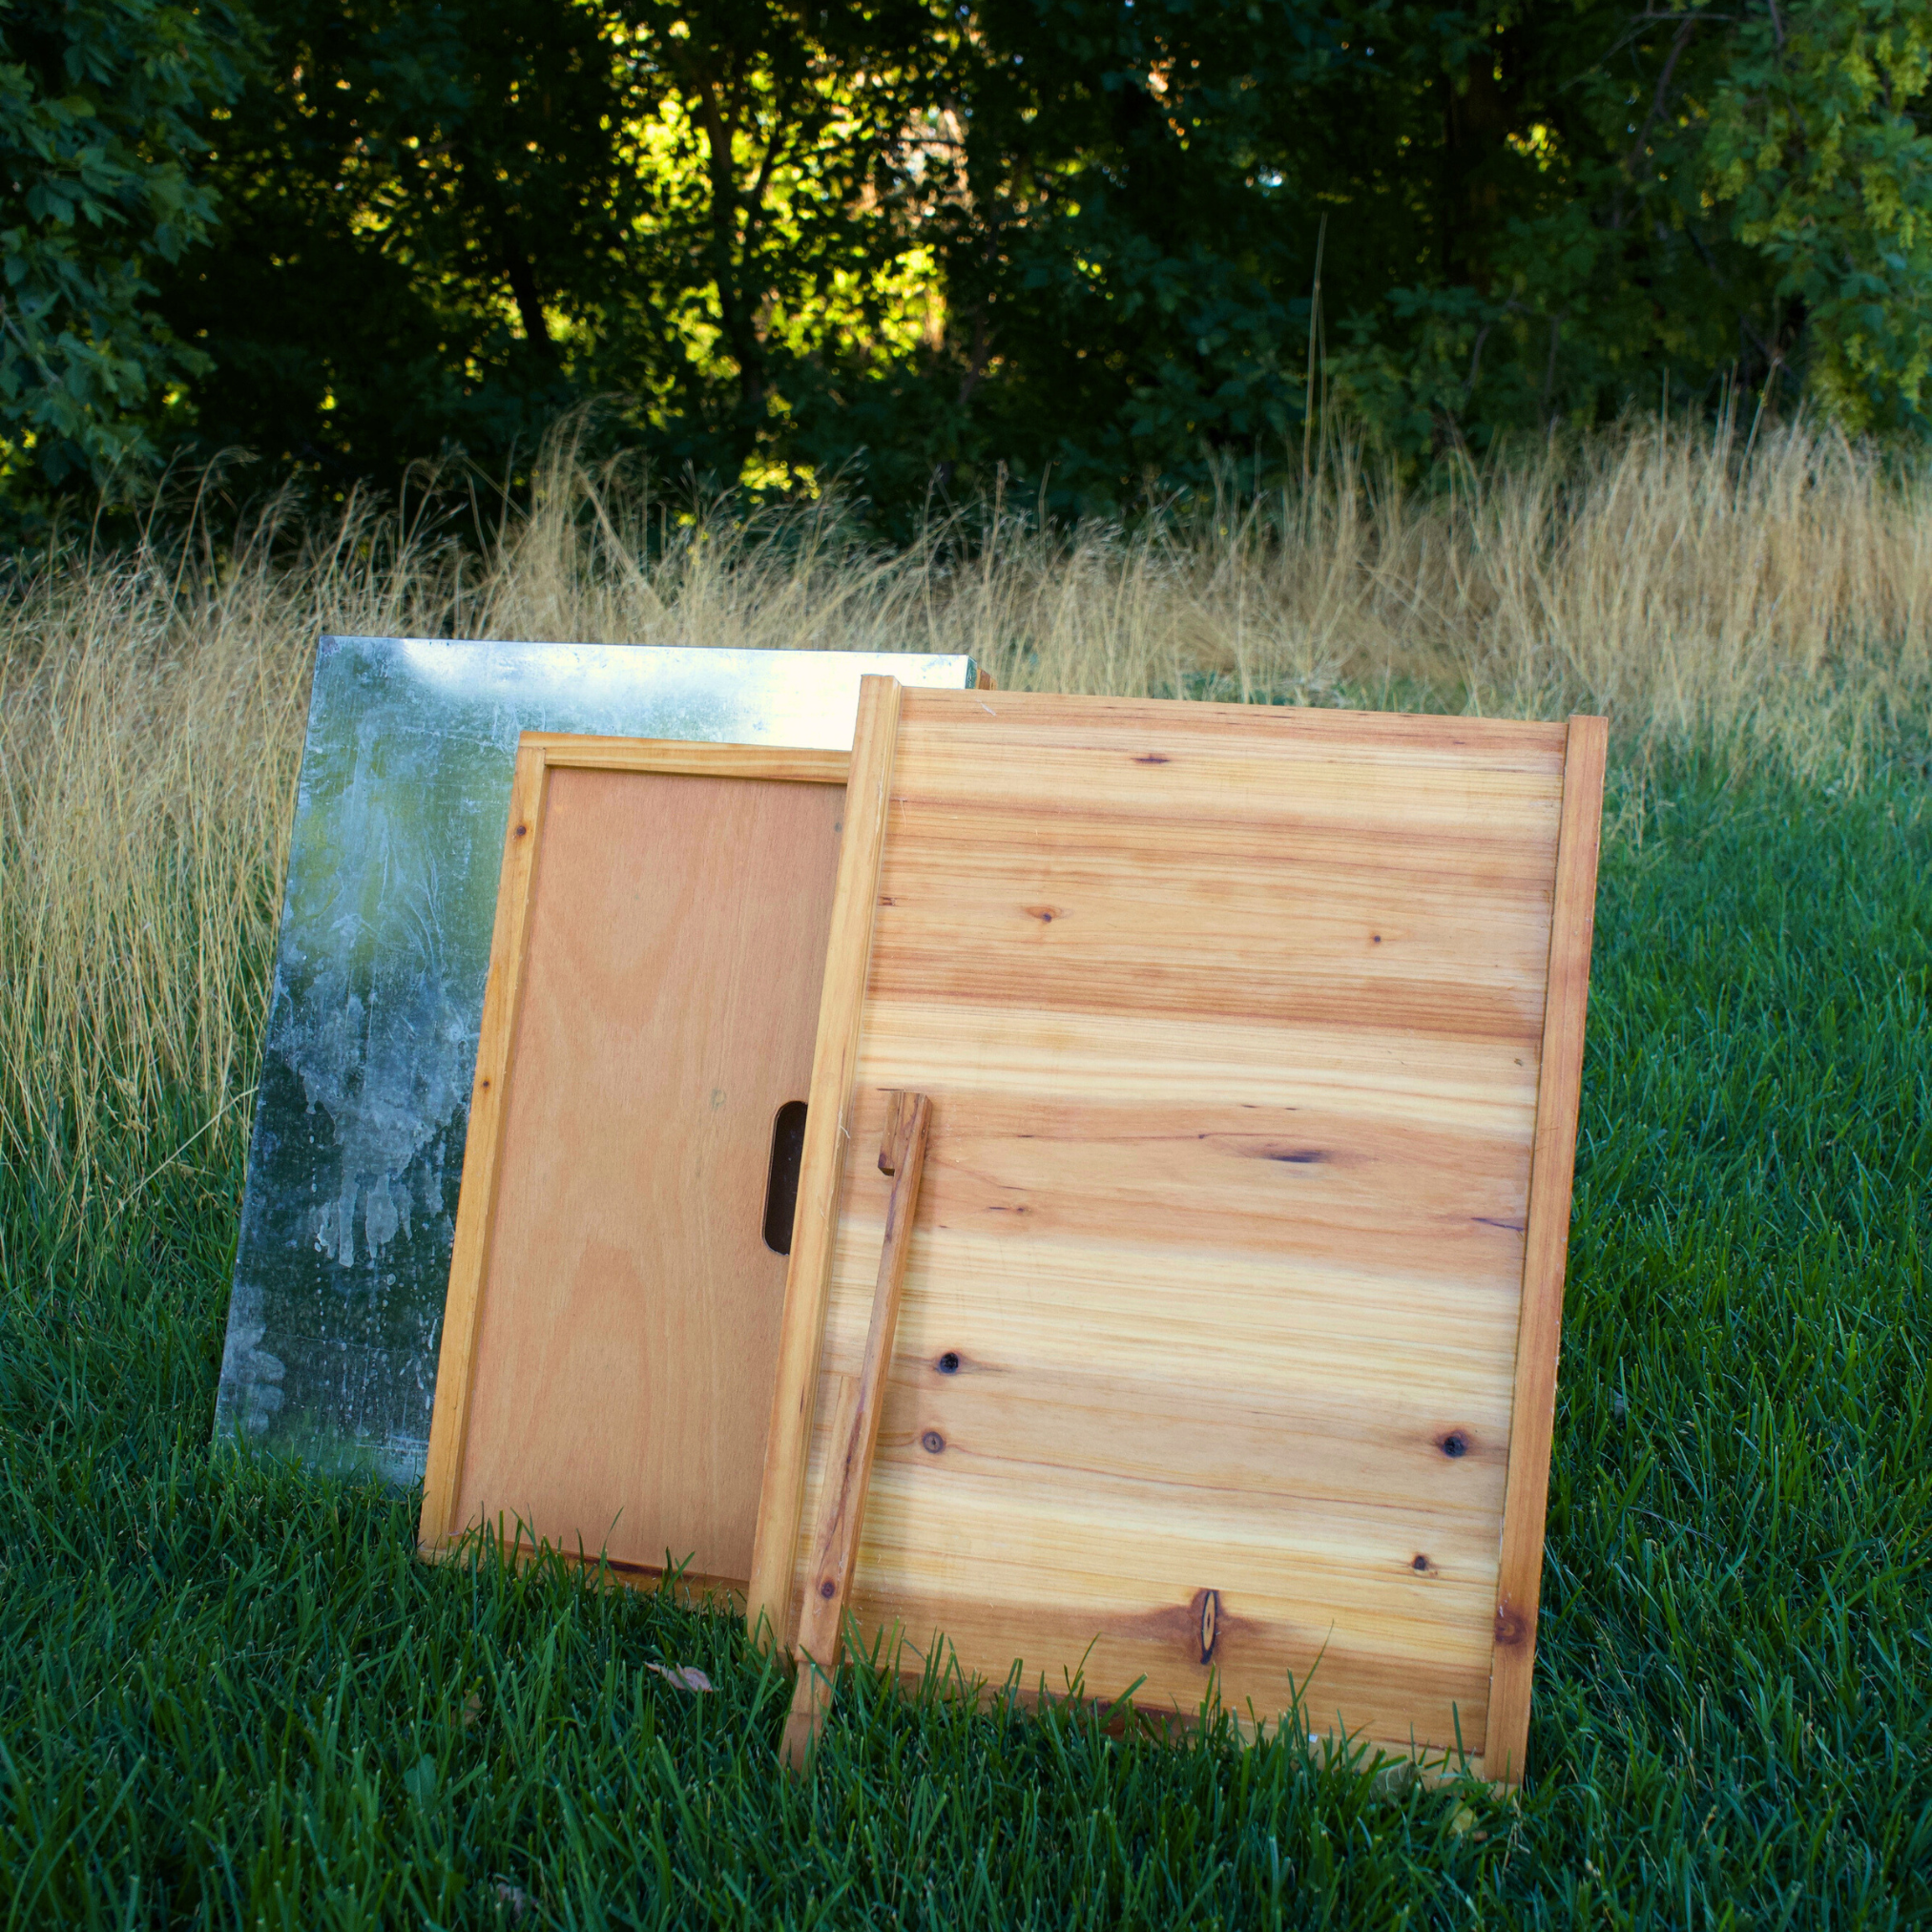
xmin=3 ymin=421 xmax=1925 ymax=1222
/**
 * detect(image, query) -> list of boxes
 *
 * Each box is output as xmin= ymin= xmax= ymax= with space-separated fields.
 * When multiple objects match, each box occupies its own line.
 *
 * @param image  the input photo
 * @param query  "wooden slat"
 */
xmin=525 ymin=735 xmax=849 ymax=784
xmin=762 ymin=691 xmax=1605 ymax=1776
xmin=1482 ymin=713 xmax=1610 ymax=1783
xmin=863 ymin=849 xmax=1556 ymax=1039
xmin=781 ymin=1091 xmax=933 ymax=1770
xmin=420 ymin=739 xmax=551 ymax=1548
xmin=748 ymin=675 xmax=904 ymax=1646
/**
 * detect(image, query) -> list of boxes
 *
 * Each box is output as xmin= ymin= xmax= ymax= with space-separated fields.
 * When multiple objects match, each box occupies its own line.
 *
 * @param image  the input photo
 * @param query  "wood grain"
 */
xmin=526 ymin=736 xmax=849 ymax=784
xmin=420 ymin=739 xmax=551 ymax=1548
xmin=420 ymin=737 xmax=849 ymax=1594
xmin=781 ymin=1091 xmax=933 ymax=1770
xmin=747 ymin=675 xmax=904 ymax=1646
xmin=1482 ymin=713 xmax=1609 ymax=1783
xmin=763 ymin=692 xmax=1605 ymax=1776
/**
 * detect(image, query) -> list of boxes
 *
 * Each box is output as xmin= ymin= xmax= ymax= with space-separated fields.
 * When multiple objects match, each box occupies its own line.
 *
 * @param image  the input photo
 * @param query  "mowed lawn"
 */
xmin=1 ymin=766 xmax=1926 ymax=1929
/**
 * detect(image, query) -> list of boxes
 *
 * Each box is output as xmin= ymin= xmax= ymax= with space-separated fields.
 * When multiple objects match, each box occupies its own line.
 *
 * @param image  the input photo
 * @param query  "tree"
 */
xmin=1318 ymin=1 xmax=1932 ymax=450
xmin=12 ymin=1 xmax=1932 ymax=521
xmin=1705 ymin=0 xmax=1932 ymax=430
xmin=161 ymin=0 xmax=952 ymax=496
xmin=0 ymin=0 xmax=252 ymax=501
xmin=875 ymin=0 xmax=1342 ymax=510
xmin=158 ymin=0 xmax=621 ymax=488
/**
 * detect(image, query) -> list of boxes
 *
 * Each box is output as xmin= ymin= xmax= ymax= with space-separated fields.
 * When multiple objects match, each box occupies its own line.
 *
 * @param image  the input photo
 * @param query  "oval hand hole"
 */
xmin=761 ymin=1101 xmax=809 ymax=1255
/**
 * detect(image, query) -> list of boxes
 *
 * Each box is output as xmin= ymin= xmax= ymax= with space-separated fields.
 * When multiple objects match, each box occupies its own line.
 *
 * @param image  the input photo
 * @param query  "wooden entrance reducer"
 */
xmin=750 ymin=680 xmax=1607 ymax=1784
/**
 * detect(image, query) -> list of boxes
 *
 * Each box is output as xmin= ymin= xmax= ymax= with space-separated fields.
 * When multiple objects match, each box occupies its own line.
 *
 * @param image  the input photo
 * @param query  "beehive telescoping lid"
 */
xmin=751 ymin=683 xmax=1606 ymax=1784
xmin=213 ymin=639 xmax=982 ymax=1484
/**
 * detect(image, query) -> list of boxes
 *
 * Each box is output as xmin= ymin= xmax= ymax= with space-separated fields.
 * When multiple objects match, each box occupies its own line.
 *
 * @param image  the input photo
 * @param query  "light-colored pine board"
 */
xmin=420 ymin=740 xmax=551 ymax=1547
xmin=764 ymin=691 xmax=1603 ymax=1778
xmin=420 ymin=737 xmax=850 ymax=1594
xmin=1482 ymin=713 xmax=1610 ymax=1782
xmin=748 ymin=675 xmax=904 ymax=1646
xmin=781 ymin=1091 xmax=933 ymax=1770
xmin=527 ymin=736 xmax=849 ymax=783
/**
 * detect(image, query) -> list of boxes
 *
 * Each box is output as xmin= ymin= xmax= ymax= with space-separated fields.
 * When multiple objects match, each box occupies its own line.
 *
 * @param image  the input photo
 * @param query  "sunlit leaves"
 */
xmin=1702 ymin=0 xmax=1932 ymax=429
xmin=15 ymin=0 xmax=1932 ymax=520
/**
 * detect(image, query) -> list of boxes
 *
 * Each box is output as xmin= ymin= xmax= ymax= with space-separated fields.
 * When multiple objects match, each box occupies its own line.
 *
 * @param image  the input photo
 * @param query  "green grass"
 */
xmin=2 ymin=768 xmax=1928 ymax=1929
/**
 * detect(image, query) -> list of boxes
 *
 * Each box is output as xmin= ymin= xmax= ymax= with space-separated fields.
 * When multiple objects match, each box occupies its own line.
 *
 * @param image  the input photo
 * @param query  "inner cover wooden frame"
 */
xmin=750 ymin=682 xmax=1607 ymax=1785
xmin=419 ymin=730 xmax=853 ymax=1592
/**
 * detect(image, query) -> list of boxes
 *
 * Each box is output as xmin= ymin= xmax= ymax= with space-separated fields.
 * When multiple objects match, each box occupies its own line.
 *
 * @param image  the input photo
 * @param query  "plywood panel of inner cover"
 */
xmin=759 ymin=691 xmax=1605 ymax=1777
xmin=448 ymin=757 xmax=845 ymax=1591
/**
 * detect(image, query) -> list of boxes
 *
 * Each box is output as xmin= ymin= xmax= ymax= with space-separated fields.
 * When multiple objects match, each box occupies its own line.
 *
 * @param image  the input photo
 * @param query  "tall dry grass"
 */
xmin=3 ymin=419 xmax=1927 ymax=1226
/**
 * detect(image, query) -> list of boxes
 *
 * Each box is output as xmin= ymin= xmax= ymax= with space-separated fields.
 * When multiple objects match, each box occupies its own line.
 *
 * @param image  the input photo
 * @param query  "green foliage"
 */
xmin=2 ymin=766 xmax=1928 ymax=1924
xmin=162 ymin=0 xmax=956 ymax=495
xmin=11 ymin=1 xmax=1932 ymax=518
xmin=156 ymin=0 xmax=620 ymax=486
xmin=0 ymin=0 xmax=252 ymax=497
xmin=1704 ymin=0 xmax=1932 ymax=429
xmin=612 ymin=0 xmax=962 ymax=487
xmin=1321 ymin=1 xmax=1932 ymax=451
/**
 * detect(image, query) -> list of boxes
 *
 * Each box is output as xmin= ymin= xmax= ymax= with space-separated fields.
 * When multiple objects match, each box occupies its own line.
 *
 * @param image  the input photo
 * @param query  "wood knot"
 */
xmin=819 ymin=1579 xmax=836 ymax=1600
xmin=1194 ymin=1587 xmax=1220 ymax=1665
xmin=512 ymin=822 xmax=529 ymax=839
xmin=1493 ymin=1600 xmax=1532 ymax=1648
xmin=921 ymin=1430 xmax=945 ymax=1454
xmin=1439 ymin=1430 xmax=1471 ymax=1459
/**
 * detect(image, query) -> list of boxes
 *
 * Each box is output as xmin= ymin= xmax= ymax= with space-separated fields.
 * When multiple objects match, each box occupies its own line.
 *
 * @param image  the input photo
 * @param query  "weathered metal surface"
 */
xmin=215 ymin=637 xmax=978 ymax=1483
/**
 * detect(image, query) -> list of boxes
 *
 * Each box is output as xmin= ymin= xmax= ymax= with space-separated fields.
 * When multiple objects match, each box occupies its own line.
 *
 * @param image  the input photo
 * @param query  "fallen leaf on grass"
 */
xmin=493 ymin=1880 xmax=530 ymax=1919
xmin=647 ymin=1662 xmax=714 ymax=1693
xmin=1448 ymin=1805 xmax=1478 ymax=1837
xmin=1372 ymin=1760 xmax=1423 ymax=1802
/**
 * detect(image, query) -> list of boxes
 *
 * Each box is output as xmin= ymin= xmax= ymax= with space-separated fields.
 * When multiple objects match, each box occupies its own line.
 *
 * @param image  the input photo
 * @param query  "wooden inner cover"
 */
xmin=770 ymin=692 xmax=1600 ymax=1772
xmin=455 ymin=765 xmax=843 ymax=1588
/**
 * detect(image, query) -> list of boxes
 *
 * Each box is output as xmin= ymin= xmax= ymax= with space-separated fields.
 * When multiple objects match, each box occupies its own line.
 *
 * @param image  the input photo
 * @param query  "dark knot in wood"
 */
xmin=1493 ymin=1599 xmax=1532 ymax=1648
xmin=1194 ymin=1588 xmax=1221 ymax=1665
